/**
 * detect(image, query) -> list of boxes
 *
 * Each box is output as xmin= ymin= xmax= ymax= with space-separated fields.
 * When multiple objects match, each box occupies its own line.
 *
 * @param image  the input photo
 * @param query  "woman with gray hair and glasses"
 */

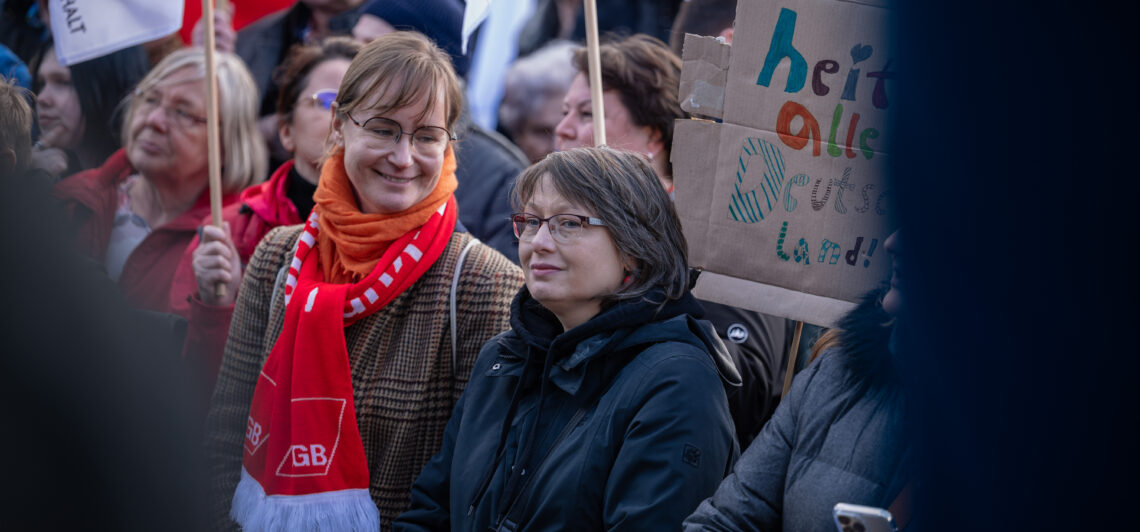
xmin=396 ymin=146 xmax=740 ymax=531
xmin=53 ymin=46 xmax=265 ymax=313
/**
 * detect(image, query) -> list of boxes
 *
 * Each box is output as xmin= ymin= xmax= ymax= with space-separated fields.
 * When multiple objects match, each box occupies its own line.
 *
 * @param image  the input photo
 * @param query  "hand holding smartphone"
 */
xmin=833 ymin=502 xmax=899 ymax=532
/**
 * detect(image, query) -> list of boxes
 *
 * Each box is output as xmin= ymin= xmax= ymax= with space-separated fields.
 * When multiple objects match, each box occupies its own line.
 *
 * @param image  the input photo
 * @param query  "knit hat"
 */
xmin=359 ymin=0 xmax=471 ymax=78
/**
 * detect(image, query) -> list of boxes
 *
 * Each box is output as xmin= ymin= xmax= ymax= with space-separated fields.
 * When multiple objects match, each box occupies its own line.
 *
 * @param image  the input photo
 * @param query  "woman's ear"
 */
xmin=329 ymin=103 xmax=345 ymax=147
xmin=645 ymin=128 xmax=665 ymax=159
xmin=278 ymin=121 xmax=295 ymax=153
xmin=621 ymin=255 xmax=640 ymax=281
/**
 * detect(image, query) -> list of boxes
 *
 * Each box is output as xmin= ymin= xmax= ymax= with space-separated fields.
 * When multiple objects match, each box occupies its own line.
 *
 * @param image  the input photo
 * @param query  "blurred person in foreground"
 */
xmin=52 ymin=47 xmax=265 ymax=314
xmin=684 ymin=231 xmax=913 ymax=531
xmin=30 ymin=41 xmax=150 ymax=179
xmin=176 ymin=37 xmax=360 ymax=399
xmin=395 ymin=147 xmax=739 ymax=531
xmin=204 ymin=32 xmax=522 ymax=530
xmin=1 ymin=74 xmax=208 ymax=532
xmin=555 ymin=33 xmax=795 ymax=447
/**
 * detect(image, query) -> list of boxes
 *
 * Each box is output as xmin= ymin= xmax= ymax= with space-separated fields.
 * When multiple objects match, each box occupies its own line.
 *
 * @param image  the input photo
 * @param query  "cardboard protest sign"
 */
xmin=673 ymin=0 xmax=895 ymax=327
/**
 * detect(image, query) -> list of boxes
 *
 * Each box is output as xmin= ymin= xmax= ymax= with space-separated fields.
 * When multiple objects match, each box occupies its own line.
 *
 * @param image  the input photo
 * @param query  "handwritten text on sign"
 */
xmin=758 ymin=8 xmax=893 ymax=161
xmin=729 ymin=136 xmax=889 ymax=270
xmin=673 ymin=0 xmax=895 ymax=322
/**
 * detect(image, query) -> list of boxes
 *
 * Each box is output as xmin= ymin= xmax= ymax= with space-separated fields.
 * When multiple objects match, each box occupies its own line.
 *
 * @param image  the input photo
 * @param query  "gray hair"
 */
xmin=498 ymin=40 xmax=576 ymax=138
xmin=512 ymin=146 xmax=690 ymax=305
xmin=121 ymin=48 xmax=266 ymax=194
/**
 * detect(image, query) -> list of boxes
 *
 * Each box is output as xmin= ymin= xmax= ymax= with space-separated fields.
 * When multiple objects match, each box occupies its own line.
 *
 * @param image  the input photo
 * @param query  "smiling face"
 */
xmin=35 ymin=47 xmax=85 ymax=150
xmin=519 ymin=174 xmax=626 ymax=331
xmin=280 ymin=58 xmax=351 ymax=184
xmin=125 ymin=66 xmax=210 ymax=187
xmin=554 ymin=73 xmax=659 ymax=157
xmin=332 ymin=85 xmax=447 ymax=214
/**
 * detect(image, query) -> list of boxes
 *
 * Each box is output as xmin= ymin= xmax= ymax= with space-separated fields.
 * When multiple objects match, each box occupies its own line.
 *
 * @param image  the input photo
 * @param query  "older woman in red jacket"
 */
xmin=53 ymin=47 xmax=265 ymax=313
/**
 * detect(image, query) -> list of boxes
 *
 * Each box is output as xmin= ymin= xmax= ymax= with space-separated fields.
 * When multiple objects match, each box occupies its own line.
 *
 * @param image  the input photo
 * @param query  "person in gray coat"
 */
xmin=684 ymin=231 xmax=913 ymax=531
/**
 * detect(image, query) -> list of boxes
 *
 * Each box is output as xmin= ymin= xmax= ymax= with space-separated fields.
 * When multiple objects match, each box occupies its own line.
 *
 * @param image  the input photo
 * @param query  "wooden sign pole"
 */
xmin=203 ymin=0 xmax=226 ymax=299
xmin=583 ymin=0 xmax=606 ymax=146
xmin=781 ymin=321 xmax=805 ymax=398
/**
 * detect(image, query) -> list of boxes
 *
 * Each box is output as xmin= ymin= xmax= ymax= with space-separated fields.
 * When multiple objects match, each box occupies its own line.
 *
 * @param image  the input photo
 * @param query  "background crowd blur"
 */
xmin=2 ymin=0 xmax=1137 ymax=530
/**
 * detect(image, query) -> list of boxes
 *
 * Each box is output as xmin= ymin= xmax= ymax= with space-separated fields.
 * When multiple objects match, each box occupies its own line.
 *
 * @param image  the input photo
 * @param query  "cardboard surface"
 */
xmin=673 ymin=0 xmax=895 ymax=327
xmin=679 ymin=35 xmax=731 ymax=119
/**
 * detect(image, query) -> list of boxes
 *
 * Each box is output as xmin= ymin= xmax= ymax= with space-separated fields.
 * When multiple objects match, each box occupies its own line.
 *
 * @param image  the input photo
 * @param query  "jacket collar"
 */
xmin=241 ymin=160 xmax=302 ymax=227
xmin=499 ymin=287 xmax=714 ymax=396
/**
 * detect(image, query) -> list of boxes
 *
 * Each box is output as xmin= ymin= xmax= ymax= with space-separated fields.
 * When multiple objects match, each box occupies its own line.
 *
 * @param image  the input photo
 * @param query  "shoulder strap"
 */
xmin=270 ymin=229 xmax=303 ymax=307
xmin=450 ymin=237 xmax=481 ymax=380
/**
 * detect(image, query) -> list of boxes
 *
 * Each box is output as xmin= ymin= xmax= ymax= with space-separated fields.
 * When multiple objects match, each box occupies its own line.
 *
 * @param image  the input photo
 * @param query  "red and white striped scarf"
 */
xmin=231 ymin=198 xmax=457 ymax=531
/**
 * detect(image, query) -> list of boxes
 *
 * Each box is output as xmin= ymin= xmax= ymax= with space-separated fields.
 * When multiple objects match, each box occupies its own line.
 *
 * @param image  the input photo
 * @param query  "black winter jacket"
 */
xmin=395 ymin=287 xmax=740 ymax=531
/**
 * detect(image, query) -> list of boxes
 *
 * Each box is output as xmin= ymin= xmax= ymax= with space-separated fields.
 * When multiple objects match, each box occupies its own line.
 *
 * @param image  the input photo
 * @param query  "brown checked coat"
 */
xmin=204 ymin=225 xmax=523 ymax=530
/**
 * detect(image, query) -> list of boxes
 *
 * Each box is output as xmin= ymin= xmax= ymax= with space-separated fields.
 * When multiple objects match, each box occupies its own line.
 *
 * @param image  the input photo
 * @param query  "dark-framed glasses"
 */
xmin=511 ymin=213 xmax=607 ymax=243
xmin=134 ymin=88 xmax=207 ymax=129
xmin=345 ymin=112 xmax=455 ymax=157
xmin=310 ymin=89 xmax=337 ymax=110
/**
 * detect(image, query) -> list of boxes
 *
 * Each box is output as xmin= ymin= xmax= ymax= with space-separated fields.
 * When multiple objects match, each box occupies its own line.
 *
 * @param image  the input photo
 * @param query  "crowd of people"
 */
xmin=8 ymin=0 xmax=1123 ymax=530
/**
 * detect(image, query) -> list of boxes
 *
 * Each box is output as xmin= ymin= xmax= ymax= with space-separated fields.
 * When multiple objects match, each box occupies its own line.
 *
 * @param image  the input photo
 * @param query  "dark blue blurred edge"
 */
xmin=894 ymin=2 xmax=1138 ymax=530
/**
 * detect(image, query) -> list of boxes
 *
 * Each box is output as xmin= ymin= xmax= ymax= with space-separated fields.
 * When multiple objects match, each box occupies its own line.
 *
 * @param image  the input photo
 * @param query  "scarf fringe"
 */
xmin=232 ymin=467 xmax=380 ymax=532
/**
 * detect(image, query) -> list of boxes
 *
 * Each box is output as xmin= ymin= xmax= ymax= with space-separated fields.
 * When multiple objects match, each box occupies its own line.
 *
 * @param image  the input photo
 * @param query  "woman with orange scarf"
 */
xmin=204 ymin=32 xmax=523 ymax=531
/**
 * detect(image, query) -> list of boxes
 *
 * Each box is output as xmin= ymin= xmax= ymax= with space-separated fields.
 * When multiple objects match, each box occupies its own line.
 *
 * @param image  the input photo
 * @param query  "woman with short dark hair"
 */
xmin=395 ymin=146 xmax=739 ymax=531
xmin=554 ymin=32 xmax=796 ymax=449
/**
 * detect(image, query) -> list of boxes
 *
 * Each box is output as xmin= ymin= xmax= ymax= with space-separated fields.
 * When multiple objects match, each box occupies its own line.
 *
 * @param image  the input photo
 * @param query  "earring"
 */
xmin=646 ymin=151 xmax=654 ymax=162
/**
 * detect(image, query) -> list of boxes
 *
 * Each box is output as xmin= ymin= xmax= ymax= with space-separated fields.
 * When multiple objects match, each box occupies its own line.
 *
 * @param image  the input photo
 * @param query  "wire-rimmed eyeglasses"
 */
xmin=134 ymin=88 xmax=207 ymax=129
xmin=345 ymin=112 xmax=455 ymax=157
xmin=511 ymin=213 xmax=607 ymax=243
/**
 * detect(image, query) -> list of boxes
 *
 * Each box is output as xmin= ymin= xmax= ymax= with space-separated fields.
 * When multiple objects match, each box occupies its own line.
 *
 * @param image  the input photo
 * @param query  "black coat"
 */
xmin=396 ymin=288 xmax=740 ymax=531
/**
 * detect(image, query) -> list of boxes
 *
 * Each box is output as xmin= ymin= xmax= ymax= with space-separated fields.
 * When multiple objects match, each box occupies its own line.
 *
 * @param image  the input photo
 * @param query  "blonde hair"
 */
xmin=121 ymin=48 xmax=266 ymax=193
xmin=0 ymin=78 xmax=33 ymax=172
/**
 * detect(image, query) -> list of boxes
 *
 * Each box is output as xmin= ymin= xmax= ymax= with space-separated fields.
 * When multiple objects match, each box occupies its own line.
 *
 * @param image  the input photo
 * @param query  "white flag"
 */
xmin=49 ymin=0 xmax=184 ymax=66
xmin=461 ymin=0 xmax=492 ymax=54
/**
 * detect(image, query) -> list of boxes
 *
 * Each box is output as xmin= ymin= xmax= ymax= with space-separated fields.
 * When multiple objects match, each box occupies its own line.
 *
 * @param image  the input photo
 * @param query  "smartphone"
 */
xmin=833 ymin=502 xmax=898 ymax=532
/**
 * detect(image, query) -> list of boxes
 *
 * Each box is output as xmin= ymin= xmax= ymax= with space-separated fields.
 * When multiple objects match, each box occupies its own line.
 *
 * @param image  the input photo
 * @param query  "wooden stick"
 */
xmin=781 ymin=320 xmax=805 ymax=398
xmin=583 ymin=0 xmax=606 ymax=146
xmin=203 ymin=0 xmax=226 ymax=299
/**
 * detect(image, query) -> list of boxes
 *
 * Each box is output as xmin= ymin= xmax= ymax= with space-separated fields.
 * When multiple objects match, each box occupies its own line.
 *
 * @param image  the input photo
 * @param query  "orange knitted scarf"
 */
xmin=312 ymin=148 xmax=458 ymax=284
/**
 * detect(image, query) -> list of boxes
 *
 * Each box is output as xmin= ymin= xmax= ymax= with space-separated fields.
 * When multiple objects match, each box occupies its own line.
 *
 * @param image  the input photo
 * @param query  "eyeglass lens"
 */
xmin=312 ymin=90 xmax=337 ymax=110
xmin=512 ymin=214 xmax=589 ymax=243
xmin=136 ymin=90 xmax=205 ymax=128
xmin=356 ymin=116 xmax=450 ymax=156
